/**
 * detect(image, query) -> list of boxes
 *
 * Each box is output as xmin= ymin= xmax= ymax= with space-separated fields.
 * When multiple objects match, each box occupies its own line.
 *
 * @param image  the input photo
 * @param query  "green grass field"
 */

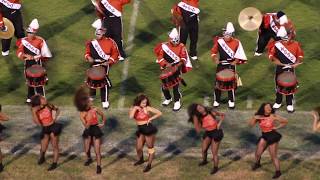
xmin=0 ymin=0 xmax=319 ymax=110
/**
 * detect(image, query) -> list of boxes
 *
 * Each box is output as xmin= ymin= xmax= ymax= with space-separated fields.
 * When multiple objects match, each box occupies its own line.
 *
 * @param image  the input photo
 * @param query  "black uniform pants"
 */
xmin=103 ymin=16 xmax=126 ymax=58
xmin=89 ymin=65 xmax=111 ymax=103
xmin=275 ymin=66 xmax=294 ymax=105
xmin=255 ymin=27 xmax=280 ymax=54
xmin=214 ymin=64 xmax=236 ymax=103
xmin=25 ymin=60 xmax=45 ymax=99
xmin=162 ymin=85 xmax=181 ymax=102
xmin=180 ymin=15 xmax=198 ymax=57
xmin=1 ymin=9 xmax=25 ymax=52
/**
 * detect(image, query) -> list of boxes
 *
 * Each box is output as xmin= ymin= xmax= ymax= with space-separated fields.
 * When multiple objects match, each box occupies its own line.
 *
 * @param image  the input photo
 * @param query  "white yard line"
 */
xmin=117 ymin=0 xmax=140 ymax=108
xmin=246 ymin=95 xmax=253 ymax=109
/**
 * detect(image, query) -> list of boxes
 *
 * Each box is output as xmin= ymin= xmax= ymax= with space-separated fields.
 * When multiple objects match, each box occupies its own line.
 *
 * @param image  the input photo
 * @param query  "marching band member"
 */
xmin=0 ymin=104 xmax=9 ymax=173
xmin=84 ymin=19 xmax=120 ymax=109
xmin=129 ymin=94 xmax=162 ymax=173
xmin=188 ymin=103 xmax=225 ymax=174
xmin=31 ymin=95 xmax=62 ymax=171
xmin=16 ymin=19 xmax=52 ymax=103
xmin=211 ymin=22 xmax=247 ymax=109
xmin=95 ymin=0 xmax=131 ymax=61
xmin=154 ymin=28 xmax=192 ymax=111
xmin=171 ymin=0 xmax=199 ymax=60
xmin=249 ymin=103 xmax=288 ymax=179
xmin=74 ymin=87 xmax=106 ymax=174
xmin=311 ymin=107 xmax=320 ymax=132
xmin=0 ymin=0 xmax=25 ymax=56
xmin=254 ymin=11 xmax=294 ymax=56
xmin=268 ymin=26 xmax=303 ymax=113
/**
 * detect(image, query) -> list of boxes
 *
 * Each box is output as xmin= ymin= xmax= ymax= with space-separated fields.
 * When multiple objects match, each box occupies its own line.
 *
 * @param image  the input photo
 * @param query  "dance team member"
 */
xmin=311 ymin=107 xmax=320 ymax=132
xmin=74 ymin=87 xmax=106 ymax=174
xmin=188 ymin=103 xmax=225 ymax=174
xmin=0 ymin=104 xmax=9 ymax=172
xmin=249 ymin=103 xmax=288 ymax=179
xmin=129 ymin=94 xmax=162 ymax=173
xmin=31 ymin=95 xmax=61 ymax=171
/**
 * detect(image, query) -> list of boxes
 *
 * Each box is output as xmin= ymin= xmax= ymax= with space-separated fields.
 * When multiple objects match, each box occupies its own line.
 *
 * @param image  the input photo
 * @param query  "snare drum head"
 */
xmin=87 ymin=66 xmax=106 ymax=80
xmin=26 ymin=65 xmax=46 ymax=78
xmin=277 ymin=72 xmax=297 ymax=87
xmin=216 ymin=69 xmax=235 ymax=81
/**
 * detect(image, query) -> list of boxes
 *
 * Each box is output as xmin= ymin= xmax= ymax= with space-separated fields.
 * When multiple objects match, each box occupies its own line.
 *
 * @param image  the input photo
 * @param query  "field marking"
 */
xmin=246 ymin=95 xmax=253 ymax=109
xmin=117 ymin=0 xmax=140 ymax=108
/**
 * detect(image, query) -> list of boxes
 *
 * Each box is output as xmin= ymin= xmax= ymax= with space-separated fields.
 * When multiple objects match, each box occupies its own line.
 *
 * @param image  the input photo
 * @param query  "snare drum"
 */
xmin=215 ymin=69 xmax=237 ymax=91
xmin=25 ymin=65 xmax=47 ymax=87
xmin=160 ymin=65 xmax=181 ymax=89
xmin=86 ymin=66 xmax=107 ymax=89
xmin=276 ymin=71 xmax=298 ymax=95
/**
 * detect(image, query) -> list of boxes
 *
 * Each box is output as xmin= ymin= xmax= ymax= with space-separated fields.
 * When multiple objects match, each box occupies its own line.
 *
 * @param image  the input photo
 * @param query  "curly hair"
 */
xmin=187 ymin=103 xmax=212 ymax=124
xmin=133 ymin=94 xmax=150 ymax=107
xmin=255 ymin=103 xmax=275 ymax=116
xmin=74 ymin=86 xmax=91 ymax=112
xmin=30 ymin=95 xmax=42 ymax=107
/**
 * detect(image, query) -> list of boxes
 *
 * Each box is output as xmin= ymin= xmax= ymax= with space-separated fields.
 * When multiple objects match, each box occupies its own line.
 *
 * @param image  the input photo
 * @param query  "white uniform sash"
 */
xmin=101 ymin=0 xmax=122 ymax=17
xmin=275 ymin=42 xmax=296 ymax=63
xmin=217 ymin=38 xmax=235 ymax=59
xmin=22 ymin=39 xmax=40 ymax=55
xmin=161 ymin=43 xmax=180 ymax=63
xmin=91 ymin=40 xmax=110 ymax=60
xmin=0 ymin=0 xmax=21 ymax=10
xmin=178 ymin=1 xmax=200 ymax=14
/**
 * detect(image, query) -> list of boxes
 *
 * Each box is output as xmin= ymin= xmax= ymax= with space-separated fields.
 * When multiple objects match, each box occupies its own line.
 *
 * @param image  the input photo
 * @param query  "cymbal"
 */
xmin=238 ymin=7 xmax=262 ymax=31
xmin=0 ymin=18 xmax=15 ymax=39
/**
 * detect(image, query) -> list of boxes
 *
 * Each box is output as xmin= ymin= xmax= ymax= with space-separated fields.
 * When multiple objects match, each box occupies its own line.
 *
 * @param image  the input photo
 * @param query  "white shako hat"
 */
xmin=276 ymin=11 xmax=288 ymax=25
xmin=92 ymin=19 xmax=106 ymax=35
xmin=169 ymin=28 xmax=180 ymax=44
xmin=26 ymin=19 xmax=39 ymax=33
xmin=223 ymin=22 xmax=235 ymax=36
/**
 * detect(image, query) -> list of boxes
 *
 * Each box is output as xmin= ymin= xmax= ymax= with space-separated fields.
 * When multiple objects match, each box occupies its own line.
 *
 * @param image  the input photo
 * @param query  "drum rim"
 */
xmin=86 ymin=67 xmax=106 ymax=80
xmin=277 ymin=72 xmax=297 ymax=87
xmin=26 ymin=65 xmax=46 ymax=78
xmin=216 ymin=69 xmax=236 ymax=82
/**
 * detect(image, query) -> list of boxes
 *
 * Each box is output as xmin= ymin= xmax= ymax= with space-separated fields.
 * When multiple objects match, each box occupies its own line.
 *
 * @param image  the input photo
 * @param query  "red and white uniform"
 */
xmin=211 ymin=36 xmax=247 ymax=64
xmin=85 ymin=37 xmax=119 ymax=67
xmin=268 ymin=40 xmax=304 ymax=65
xmin=96 ymin=0 xmax=131 ymax=18
xmin=176 ymin=0 xmax=199 ymax=14
xmin=17 ymin=36 xmax=52 ymax=61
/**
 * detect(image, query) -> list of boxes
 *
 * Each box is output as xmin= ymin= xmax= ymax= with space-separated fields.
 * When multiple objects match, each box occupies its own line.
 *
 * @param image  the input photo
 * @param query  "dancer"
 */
xmin=249 ymin=103 xmax=288 ymax=179
xmin=30 ymin=95 xmax=61 ymax=171
xmin=311 ymin=107 xmax=320 ymax=132
xmin=187 ymin=103 xmax=225 ymax=174
xmin=129 ymin=94 xmax=162 ymax=172
xmin=74 ymin=87 xmax=106 ymax=174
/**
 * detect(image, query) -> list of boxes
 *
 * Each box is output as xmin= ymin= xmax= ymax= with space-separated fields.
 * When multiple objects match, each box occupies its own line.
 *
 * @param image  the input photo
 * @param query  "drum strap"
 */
xmin=101 ymin=0 xmax=122 ymax=17
xmin=177 ymin=2 xmax=200 ymax=14
xmin=0 ymin=0 xmax=21 ymax=10
xmin=275 ymin=42 xmax=297 ymax=63
xmin=22 ymin=39 xmax=40 ymax=55
xmin=91 ymin=40 xmax=111 ymax=61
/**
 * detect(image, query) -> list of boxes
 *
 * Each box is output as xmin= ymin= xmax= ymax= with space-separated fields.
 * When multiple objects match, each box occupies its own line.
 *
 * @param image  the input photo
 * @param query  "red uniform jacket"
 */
xmin=85 ymin=37 xmax=119 ymax=66
xmin=96 ymin=0 xmax=131 ymax=18
xmin=154 ymin=42 xmax=187 ymax=68
xmin=268 ymin=40 xmax=304 ymax=64
xmin=17 ymin=36 xmax=51 ymax=61
xmin=211 ymin=36 xmax=247 ymax=64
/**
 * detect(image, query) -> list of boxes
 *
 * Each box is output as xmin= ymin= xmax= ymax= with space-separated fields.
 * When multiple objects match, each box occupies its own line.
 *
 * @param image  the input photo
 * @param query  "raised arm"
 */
xmin=273 ymin=114 xmax=288 ymax=129
xmin=312 ymin=111 xmax=320 ymax=132
xmin=80 ymin=112 xmax=90 ymax=128
xmin=248 ymin=116 xmax=259 ymax=127
xmin=129 ymin=106 xmax=139 ymax=119
xmin=211 ymin=111 xmax=225 ymax=129
xmin=147 ymin=106 xmax=162 ymax=122
xmin=0 ymin=112 xmax=9 ymax=121
xmin=96 ymin=107 xmax=107 ymax=126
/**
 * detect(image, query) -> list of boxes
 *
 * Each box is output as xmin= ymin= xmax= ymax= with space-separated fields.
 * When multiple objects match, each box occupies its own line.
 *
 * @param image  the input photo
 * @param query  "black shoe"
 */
xmin=84 ymin=158 xmax=93 ymax=166
xmin=96 ymin=165 xmax=102 ymax=174
xmin=252 ymin=163 xmax=261 ymax=171
xmin=210 ymin=167 xmax=219 ymax=174
xmin=198 ymin=160 xmax=208 ymax=166
xmin=272 ymin=171 xmax=281 ymax=179
xmin=38 ymin=156 xmax=45 ymax=165
xmin=143 ymin=164 xmax=151 ymax=173
xmin=0 ymin=163 xmax=4 ymax=172
xmin=47 ymin=163 xmax=58 ymax=171
xmin=134 ymin=158 xmax=144 ymax=166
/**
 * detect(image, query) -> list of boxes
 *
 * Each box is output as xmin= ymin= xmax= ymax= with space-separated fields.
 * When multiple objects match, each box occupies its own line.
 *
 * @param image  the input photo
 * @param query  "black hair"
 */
xmin=133 ymin=94 xmax=151 ymax=107
xmin=74 ymin=86 xmax=91 ymax=112
xmin=277 ymin=11 xmax=286 ymax=18
xmin=187 ymin=103 xmax=213 ymax=124
xmin=255 ymin=103 xmax=275 ymax=116
xmin=30 ymin=95 xmax=42 ymax=107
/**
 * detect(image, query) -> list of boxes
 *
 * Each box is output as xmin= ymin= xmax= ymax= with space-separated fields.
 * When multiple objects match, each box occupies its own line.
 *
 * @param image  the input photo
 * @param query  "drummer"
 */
xmin=211 ymin=22 xmax=247 ymax=109
xmin=268 ymin=26 xmax=303 ymax=113
xmin=16 ymin=19 xmax=52 ymax=103
xmin=84 ymin=19 xmax=119 ymax=109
